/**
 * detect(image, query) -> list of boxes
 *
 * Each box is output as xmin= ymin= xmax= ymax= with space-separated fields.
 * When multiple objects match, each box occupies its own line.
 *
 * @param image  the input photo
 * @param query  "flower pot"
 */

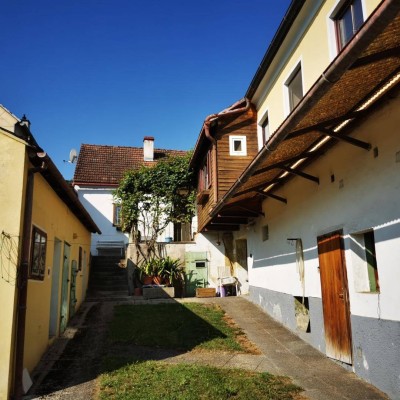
xmin=153 ymin=276 xmax=163 ymax=285
xmin=134 ymin=287 xmax=143 ymax=296
xmin=143 ymin=276 xmax=153 ymax=285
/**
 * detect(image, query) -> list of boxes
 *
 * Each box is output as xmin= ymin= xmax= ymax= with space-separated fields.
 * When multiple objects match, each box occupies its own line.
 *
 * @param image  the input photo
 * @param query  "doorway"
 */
xmin=317 ymin=231 xmax=352 ymax=364
xmin=49 ymin=238 xmax=61 ymax=337
xmin=60 ymin=243 xmax=70 ymax=334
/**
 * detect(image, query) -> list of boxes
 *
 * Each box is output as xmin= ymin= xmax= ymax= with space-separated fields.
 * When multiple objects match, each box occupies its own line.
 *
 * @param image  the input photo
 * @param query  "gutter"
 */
xmin=210 ymin=0 xmax=400 ymax=218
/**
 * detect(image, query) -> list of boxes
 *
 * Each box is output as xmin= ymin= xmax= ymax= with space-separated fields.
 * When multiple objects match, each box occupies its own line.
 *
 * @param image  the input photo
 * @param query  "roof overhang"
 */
xmin=208 ymin=0 xmax=400 ymax=221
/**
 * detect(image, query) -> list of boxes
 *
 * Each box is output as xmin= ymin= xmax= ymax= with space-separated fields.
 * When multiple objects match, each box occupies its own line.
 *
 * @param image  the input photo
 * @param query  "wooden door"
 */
xmin=317 ymin=231 xmax=352 ymax=364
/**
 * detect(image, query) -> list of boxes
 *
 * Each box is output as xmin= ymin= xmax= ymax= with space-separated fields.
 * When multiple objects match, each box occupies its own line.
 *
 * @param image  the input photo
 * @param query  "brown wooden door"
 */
xmin=317 ymin=231 xmax=352 ymax=364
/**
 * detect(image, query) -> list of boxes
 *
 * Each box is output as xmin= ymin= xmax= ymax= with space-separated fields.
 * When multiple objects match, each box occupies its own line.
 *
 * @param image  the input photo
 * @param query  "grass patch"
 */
xmin=109 ymin=303 xmax=250 ymax=352
xmin=99 ymin=361 xmax=302 ymax=400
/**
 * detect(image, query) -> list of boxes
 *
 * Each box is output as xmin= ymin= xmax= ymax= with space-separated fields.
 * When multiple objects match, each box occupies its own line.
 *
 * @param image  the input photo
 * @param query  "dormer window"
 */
xmin=229 ymin=136 xmax=247 ymax=156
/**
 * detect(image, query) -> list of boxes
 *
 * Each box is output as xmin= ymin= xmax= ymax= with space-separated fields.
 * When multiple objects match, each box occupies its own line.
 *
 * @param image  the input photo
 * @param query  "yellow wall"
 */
xmin=24 ymin=172 xmax=92 ymax=372
xmin=255 ymin=0 xmax=382 ymax=137
xmin=0 ymin=131 xmax=27 ymax=399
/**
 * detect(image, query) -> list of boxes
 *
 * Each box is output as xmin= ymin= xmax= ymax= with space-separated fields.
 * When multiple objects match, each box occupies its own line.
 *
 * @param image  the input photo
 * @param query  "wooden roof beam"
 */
xmin=350 ymin=46 xmax=400 ymax=70
xmin=205 ymin=224 xmax=240 ymax=232
xmin=320 ymin=128 xmax=371 ymax=150
xmin=256 ymin=190 xmax=287 ymax=204
xmin=281 ymin=166 xmax=319 ymax=184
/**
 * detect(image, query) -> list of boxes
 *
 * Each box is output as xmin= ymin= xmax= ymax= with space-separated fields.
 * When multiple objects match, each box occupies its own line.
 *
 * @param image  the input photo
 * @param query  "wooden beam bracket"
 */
xmin=256 ymin=190 xmax=287 ymax=204
xmin=320 ymin=128 xmax=371 ymax=150
xmin=281 ymin=166 xmax=319 ymax=184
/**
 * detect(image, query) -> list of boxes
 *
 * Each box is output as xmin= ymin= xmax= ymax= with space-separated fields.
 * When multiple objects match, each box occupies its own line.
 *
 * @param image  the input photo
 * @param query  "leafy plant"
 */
xmin=114 ymin=153 xmax=196 ymax=263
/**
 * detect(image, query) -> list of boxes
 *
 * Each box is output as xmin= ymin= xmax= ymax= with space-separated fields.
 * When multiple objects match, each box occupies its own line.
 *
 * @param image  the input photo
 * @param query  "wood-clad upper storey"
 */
xmin=190 ymin=100 xmax=262 ymax=232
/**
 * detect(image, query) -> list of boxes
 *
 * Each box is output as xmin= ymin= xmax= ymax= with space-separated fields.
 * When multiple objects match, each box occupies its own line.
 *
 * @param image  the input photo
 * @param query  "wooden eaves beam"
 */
xmin=350 ymin=46 xmax=400 ymax=70
xmin=319 ymin=128 xmax=371 ymax=150
xmin=256 ymin=190 xmax=287 ymax=204
xmin=281 ymin=166 xmax=319 ymax=184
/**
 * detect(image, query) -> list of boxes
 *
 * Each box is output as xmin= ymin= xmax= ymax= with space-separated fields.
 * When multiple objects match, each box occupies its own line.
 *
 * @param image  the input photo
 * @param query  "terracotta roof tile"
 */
xmin=73 ymin=144 xmax=187 ymax=187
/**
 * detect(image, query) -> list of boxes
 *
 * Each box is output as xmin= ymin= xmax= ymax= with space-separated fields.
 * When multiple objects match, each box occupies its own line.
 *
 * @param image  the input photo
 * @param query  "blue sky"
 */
xmin=1 ymin=0 xmax=291 ymax=179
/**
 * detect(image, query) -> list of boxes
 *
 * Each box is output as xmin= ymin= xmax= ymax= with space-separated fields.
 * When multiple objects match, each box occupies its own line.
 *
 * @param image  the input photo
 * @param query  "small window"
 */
xmin=286 ymin=65 xmax=303 ymax=112
xmin=364 ymin=231 xmax=380 ymax=292
xmin=229 ymin=136 xmax=247 ymax=156
xmin=334 ymin=0 xmax=364 ymax=51
xmin=30 ymin=227 xmax=47 ymax=280
xmin=198 ymin=150 xmax=211 ymax=191
xmin=78 ymin=246 xmax=83 ymax=271
xmin=350 ymin=230 xmax=380 ymax=293
xmin=195 ymin=261 xmax=206 ymax=268
xmin=260 ymin=112 xmax=270 ymax=144
xmin=113 ymin=204 xmax=122 ymax=227
xmin=262 ymin=225 xmax=269 ymax=241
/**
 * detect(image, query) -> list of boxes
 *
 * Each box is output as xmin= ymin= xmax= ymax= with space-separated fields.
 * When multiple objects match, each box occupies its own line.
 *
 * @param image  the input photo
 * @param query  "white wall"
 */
xmin=74 ymin=187 xmax=128 ymax=255
xmin=247 ymin=95 xmax=400 ymax=322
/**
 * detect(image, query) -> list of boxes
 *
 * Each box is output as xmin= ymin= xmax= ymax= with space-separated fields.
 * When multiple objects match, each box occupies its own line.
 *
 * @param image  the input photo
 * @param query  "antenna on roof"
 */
xmin=63 ymin=148 xmax=78 ymax=164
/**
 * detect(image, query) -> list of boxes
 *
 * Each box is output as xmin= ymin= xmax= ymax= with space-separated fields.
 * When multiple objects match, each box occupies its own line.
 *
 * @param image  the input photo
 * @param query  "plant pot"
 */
xmin=153 ymin=276 xmax=163 ymax=285
xmin=134 ymin=287 xmax=143 ymax=296
xmin=143 ymin=276 xmax=153 ymax=285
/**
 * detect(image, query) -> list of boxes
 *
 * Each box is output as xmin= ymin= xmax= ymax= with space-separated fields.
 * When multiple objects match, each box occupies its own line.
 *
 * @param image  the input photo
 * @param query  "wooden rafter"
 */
xmin=320 ymin=128 xmax=371 ymax=150
xmin=350 ymin=46 xmax=400 ymax=70
xmin=256 ymin=190 xmax=287 ymax=204
xmin=281 ymin=166 xmax=319 ymax=184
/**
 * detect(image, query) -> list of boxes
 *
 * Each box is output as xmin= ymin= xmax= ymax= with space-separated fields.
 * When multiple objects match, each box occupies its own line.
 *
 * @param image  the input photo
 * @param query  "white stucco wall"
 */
xmin=74 ymin=187 xmax=128 ymax=255
xmin=247 ymin=95 xmax=400 ymax=322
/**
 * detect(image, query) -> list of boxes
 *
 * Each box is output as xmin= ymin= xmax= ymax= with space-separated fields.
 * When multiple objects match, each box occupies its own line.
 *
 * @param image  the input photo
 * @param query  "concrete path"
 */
xmin=200 ymin=296 xmax=389 ymax=400
xmin=26 ymin=295 xmax=389 ymax=400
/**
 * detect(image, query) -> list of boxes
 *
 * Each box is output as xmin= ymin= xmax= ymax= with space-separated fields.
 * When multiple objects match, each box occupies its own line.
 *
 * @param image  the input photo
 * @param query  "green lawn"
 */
xmin=99 ymin=302 xmax=302 ymax=399
xmin=99 ymin=361 xmax=302 ymax=400
xmin=109 ymin=302 xmax=249 ymax=352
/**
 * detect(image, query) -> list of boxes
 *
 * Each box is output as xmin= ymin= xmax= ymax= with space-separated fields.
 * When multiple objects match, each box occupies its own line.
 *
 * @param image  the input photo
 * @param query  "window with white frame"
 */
xmin=229 ymin=136 xmax=247 ymax=156
xmin=113 ymin=203 xmax=122 ymax=227
xmin=334 ymin=0 xmax=364 ymax=51
xmin=259 ymin=112 xmax=270 ymax=145
xmin=286 ymin=64 xmax=303 ymax=112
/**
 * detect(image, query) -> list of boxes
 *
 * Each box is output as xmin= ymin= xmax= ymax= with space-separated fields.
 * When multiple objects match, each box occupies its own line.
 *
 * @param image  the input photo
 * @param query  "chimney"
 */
xmin=143 ymin=136 xmax=154 ymax=161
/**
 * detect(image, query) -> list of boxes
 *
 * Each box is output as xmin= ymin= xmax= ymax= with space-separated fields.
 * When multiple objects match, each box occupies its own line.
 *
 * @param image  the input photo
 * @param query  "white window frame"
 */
xmin=327 ymin=0 xmax=366 ymax=60
xmin=229 ymin=135 xmax=247 ymax=156
xmin=283 ymin=59 xmax=303 ymax=117
xmin=258 ymin=109 xmax=270 ymax=150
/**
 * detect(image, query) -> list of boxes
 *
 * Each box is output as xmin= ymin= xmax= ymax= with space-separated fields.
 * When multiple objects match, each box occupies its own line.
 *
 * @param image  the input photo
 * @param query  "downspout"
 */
xmin=13 ymin=157 xmax=46 ymax=399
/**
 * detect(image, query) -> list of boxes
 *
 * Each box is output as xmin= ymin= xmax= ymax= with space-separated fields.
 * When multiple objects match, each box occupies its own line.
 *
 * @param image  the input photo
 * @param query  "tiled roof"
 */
xmin=73 ymin=144 xmax=187 ymax=187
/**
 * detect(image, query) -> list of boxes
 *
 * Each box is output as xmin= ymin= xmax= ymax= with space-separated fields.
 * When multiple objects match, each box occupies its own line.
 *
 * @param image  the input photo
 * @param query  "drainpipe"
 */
xmin=13 ymin=158 xmax=46 ymax=400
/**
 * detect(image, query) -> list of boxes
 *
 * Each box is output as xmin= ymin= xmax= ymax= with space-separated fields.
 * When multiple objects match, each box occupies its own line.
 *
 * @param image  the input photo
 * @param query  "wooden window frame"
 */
xmin=260 ymin=112 xmax=270 ymax=145
xmin=334 ymin=0 xmax=364 ymax=51
xmin=30 ymin=226 xmax=47 ymax=280
xmin=198 ymin=150 xmax=211 ymax=191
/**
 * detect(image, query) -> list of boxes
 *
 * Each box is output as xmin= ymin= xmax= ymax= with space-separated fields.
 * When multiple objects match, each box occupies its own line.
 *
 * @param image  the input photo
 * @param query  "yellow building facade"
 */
xmin=0 ymin=105 xmax=99 ymax=399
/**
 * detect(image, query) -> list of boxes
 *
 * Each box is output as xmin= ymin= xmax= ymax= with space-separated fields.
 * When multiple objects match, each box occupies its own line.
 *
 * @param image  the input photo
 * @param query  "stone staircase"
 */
xmin=87 ymin=255 xmax=130 ymax=301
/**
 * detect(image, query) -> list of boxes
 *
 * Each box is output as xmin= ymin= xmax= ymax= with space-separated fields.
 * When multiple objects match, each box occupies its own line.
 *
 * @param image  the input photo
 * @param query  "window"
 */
xmin=350 ymin=230 xmax=380 ymax=293
xmin=262 ymin=225 xmax=269 ymax=241
xmin=78 ymin=246 xmax=83 ymax=271
xmin=113 ymin=203 xmax=122 ymax=227
xmin=334 ymin=0 xmax=364 ymax=50
xmin=286 ymin=65 xmax=303 ymax=112
xmin=260 ymin=112 xmax=270 ymax=144
xmin=198 ymin=150 xmax=211 ymax=191
xmin=229 ymin=136 xmax=247 ymax=156
xmin=364 ymin=230 xmax=379 ymax=292
xmin=30 ymin=227 xmax=47 ymax=280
